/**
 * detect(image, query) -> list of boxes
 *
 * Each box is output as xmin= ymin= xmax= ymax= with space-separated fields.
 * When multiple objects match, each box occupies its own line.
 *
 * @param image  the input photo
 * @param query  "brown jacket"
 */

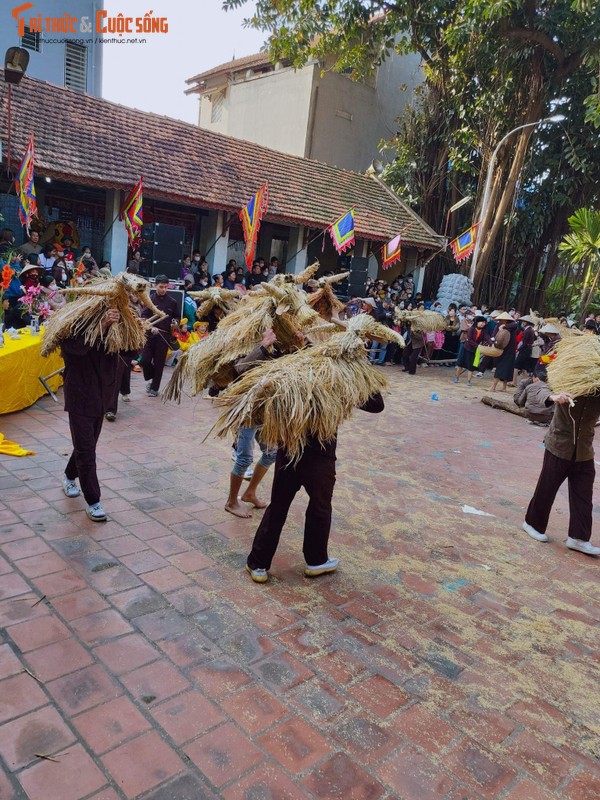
xmin=544 ymin=393 xmax=600 ymax=461
xmin=513 ymin=379 xmax=553 ymax=422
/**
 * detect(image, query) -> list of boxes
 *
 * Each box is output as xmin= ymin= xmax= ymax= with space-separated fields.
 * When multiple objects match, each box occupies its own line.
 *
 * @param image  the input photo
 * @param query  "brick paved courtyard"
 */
xmin=0 ymin=365 xmax=598 ymax=800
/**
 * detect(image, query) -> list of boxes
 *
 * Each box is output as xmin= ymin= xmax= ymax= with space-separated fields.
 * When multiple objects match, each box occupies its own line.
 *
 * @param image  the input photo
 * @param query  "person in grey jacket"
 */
xmin=513 ymin=366 xmax=553 ymax=424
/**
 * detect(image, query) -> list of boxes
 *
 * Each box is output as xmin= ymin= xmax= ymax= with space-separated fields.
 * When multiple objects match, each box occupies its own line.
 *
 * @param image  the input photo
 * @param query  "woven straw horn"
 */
xmin=294 ymin=261 xmax=320 ymax=284
xmin=318 ymin=271 xmax=350 ymax=286
xmin=348 ymin=314 xmax=406 ymax=346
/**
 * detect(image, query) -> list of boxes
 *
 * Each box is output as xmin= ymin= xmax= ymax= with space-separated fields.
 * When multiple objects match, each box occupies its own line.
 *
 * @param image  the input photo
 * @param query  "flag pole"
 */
xmin=203 ymin=213 xmax=235 ymax=260
xmin=101 ymin=208 xmax=121 ymax=243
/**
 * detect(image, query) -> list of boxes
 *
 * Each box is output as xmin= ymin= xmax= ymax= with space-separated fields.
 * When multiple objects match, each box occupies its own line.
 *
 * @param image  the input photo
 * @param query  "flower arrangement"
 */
xmin=0 ymin=265 xmax=15 ymax=324
xmin=19 ymin=285 xmax=52 ymax=321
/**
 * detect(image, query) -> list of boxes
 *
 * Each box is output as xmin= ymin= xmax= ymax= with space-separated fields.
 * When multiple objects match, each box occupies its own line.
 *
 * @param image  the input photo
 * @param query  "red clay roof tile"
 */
xmin=0 ymin=73 xmax=443 ymax=250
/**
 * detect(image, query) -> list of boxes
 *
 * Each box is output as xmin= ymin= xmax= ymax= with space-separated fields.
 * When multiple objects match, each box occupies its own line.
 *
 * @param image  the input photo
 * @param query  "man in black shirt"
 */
xmin=141 ymin=275 xmax=179 ymax=396
xmin=61 ymin=309 xmax=121 ymax=521
xmin=245 ymin=262 xmax=266 ymax=289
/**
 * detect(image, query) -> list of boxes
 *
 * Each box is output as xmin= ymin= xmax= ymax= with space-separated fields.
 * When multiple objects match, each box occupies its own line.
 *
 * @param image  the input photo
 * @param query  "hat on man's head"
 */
xmin=183 ymin=275 xmax=194 ymax=285
xmin=519 ymin=314 xmax=537 ymax=325
xmin=495 ymin=312 xmax=514 ymax=321
xmin=360 ymin=297 xmax=377 ymax=309
xmin=489 ymin=310 xmax=501 ymax=319
xmin=540 ymin=323 xmax=560 ymax=335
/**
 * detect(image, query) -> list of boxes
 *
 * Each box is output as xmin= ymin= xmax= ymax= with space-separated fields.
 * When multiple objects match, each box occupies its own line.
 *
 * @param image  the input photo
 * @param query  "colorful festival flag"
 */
xmin=328 ymin=209 xmax=355 ymax=255
xmin=450 ymin=224 xmax=479 ymax=264
xmin=240 ymin=182 xmax=269 ymax=268
xmin=382 ymin=233 xmax=403 ymax=270
xmin=120 ymin=177 xmax=144 ymax=247
xmin=14 ymin=134 xmax=38 ymax=233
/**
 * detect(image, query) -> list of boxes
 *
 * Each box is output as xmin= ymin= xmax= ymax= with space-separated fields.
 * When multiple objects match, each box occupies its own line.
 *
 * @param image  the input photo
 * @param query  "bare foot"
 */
xmin=241 ymin=493 xmax=268 ymax=509
xmin=225 ymin=500 xmax=252 ymax=518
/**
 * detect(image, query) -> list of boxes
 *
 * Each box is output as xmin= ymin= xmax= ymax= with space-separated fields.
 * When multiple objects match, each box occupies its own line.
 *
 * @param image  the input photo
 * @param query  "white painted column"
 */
xmin=203 ymin=210 xmax=229 ymax=276
xmin=287 ymin=226 xmax=308 ymax=275
xmin=104 ymin=190 xmax=129 ymax=271
xmin=410 ymin=253 xmax=425 ymax=293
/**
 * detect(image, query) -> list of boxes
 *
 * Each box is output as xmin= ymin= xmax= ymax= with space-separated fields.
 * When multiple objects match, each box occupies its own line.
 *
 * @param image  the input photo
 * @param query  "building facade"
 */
xmin=186 ymin=49 xmax=421 ymax=173
xmin=0 ymin=72 xmax=443 ymax=293
xmin=0 ymin=0 xmax=103 ymax=97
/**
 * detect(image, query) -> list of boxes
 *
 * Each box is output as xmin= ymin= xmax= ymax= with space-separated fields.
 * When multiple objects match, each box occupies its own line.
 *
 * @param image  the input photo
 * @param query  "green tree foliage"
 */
xmin=558 ymin=208 xmax=600 ymax=320
xmin=224 ymin=0 xmax=600 ymax=305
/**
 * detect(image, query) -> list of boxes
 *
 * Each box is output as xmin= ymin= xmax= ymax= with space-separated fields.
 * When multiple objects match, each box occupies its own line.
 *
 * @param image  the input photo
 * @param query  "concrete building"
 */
xmin=0 ymin=0 xmax=103 ymax=97
xmin=185 ymin=49 xmax=421 ymax=173
xmin=0 ymin=72 xmax=442 ymax=292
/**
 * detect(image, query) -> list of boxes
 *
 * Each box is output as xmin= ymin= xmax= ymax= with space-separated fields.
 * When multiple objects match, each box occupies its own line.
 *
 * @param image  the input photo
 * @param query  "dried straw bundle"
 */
xmin=394 ymin=309 xmax=448 ymax=333
xmin=213 ymin=315 xmax=404 ymax=461
xmin=188 ymin=287 xmax=240 ymax=319
xmin=41 ymin=273 xmax=164 ymax=356
xmin=163 ymin=273 xmax=333 ymax=402
xmin=547 ymin=335 xmax=600 ymax=397
xmin=272 ymin=261 xmax=320 ymax=287
xmin=307 ymin=272 xmax=349 ymax=321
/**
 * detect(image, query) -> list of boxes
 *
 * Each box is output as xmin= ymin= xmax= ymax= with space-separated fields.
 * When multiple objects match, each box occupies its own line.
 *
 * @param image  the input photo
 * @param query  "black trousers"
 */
xmin=65 ymin=414 xmax=103 ymax=505
xmin=247 ymin=449 xmax=336 ymax=570
xmin=107 ymin=356 xmax=132 ymax=414
xmin=526 ymin=450 xmax=594 ymax=541
xmin=402 ymin=342 xmax=422 ymax=375
xmin=141 ymin=334 xmax=169 ymax=391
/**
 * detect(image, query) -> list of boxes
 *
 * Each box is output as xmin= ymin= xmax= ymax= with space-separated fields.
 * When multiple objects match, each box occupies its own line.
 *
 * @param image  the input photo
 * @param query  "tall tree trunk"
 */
xmin=531 ymin=207 xmax=569 ymax=310
xmin=473 ymin=66 xmax=546 ymax=298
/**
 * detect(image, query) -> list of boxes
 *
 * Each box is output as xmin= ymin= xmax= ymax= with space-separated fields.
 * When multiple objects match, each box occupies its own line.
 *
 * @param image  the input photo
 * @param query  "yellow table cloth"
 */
xmin=0 ymin=329 xmax=64 ymax=414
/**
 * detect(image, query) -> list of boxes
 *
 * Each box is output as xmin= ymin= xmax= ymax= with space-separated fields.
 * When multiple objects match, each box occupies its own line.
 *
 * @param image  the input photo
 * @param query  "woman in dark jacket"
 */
xmin=223 ymin=269 xmax=237 ymax=290
xmin=514 ymin=315 xmax=537 ymax=380
xmin=453 ymin=316 xmax=490 ymax=386
xmin=442 ymin=305 xmax=460 ymax=359
xmin=491 ymin=313 xmax=519 ymax=392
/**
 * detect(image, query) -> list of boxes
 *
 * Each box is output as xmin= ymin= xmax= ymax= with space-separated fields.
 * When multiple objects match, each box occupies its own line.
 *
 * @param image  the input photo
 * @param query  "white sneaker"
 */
xmin=475 ymin=372 xmax=484 ymax=378
xmin=304 ymin=557 xmax=339 ymax=577
xmin=86 ymin=502 xmax=107 ymax=522
xmin=522 ymin=521 xmax=549 ymax=542
xmin=121 ymin=394 xmax=131 ymax=402
xmin=246 ymin=564 xmax=268 ymax=583
xmin=62 ymin=477 xmax=81 ymax=498
xmin=566 ymin=537 xmax=600 ymax=556
xmin=243 ymin=466 xmax=254 ymax=481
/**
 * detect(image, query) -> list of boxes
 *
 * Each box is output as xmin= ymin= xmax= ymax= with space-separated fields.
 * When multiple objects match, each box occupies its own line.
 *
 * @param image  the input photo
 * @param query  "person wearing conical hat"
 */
xmin=513 ymin=314 xmax=538 ymax=382
xmin=491 ymin=312 xmax=519 ymax=392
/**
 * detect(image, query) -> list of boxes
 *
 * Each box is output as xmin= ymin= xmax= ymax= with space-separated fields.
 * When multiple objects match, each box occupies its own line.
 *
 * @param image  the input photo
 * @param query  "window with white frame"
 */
xmin=65 ymin=42 xmax=87 ymax=93
xmin=21 ymin=26 xmax=41 ymax=52
xmin=211 ymin=92 xmax=224 ymax=123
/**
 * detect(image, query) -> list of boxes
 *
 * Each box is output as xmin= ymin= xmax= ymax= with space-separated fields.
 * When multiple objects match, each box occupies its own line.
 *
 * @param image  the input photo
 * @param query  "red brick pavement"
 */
xmin=0 ymin=365 xmax=599 ymax=799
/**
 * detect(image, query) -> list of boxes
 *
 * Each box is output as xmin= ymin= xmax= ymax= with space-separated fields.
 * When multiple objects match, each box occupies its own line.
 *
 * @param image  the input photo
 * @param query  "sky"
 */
xmin=102 ymin=0 xmax=265 ymax=124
